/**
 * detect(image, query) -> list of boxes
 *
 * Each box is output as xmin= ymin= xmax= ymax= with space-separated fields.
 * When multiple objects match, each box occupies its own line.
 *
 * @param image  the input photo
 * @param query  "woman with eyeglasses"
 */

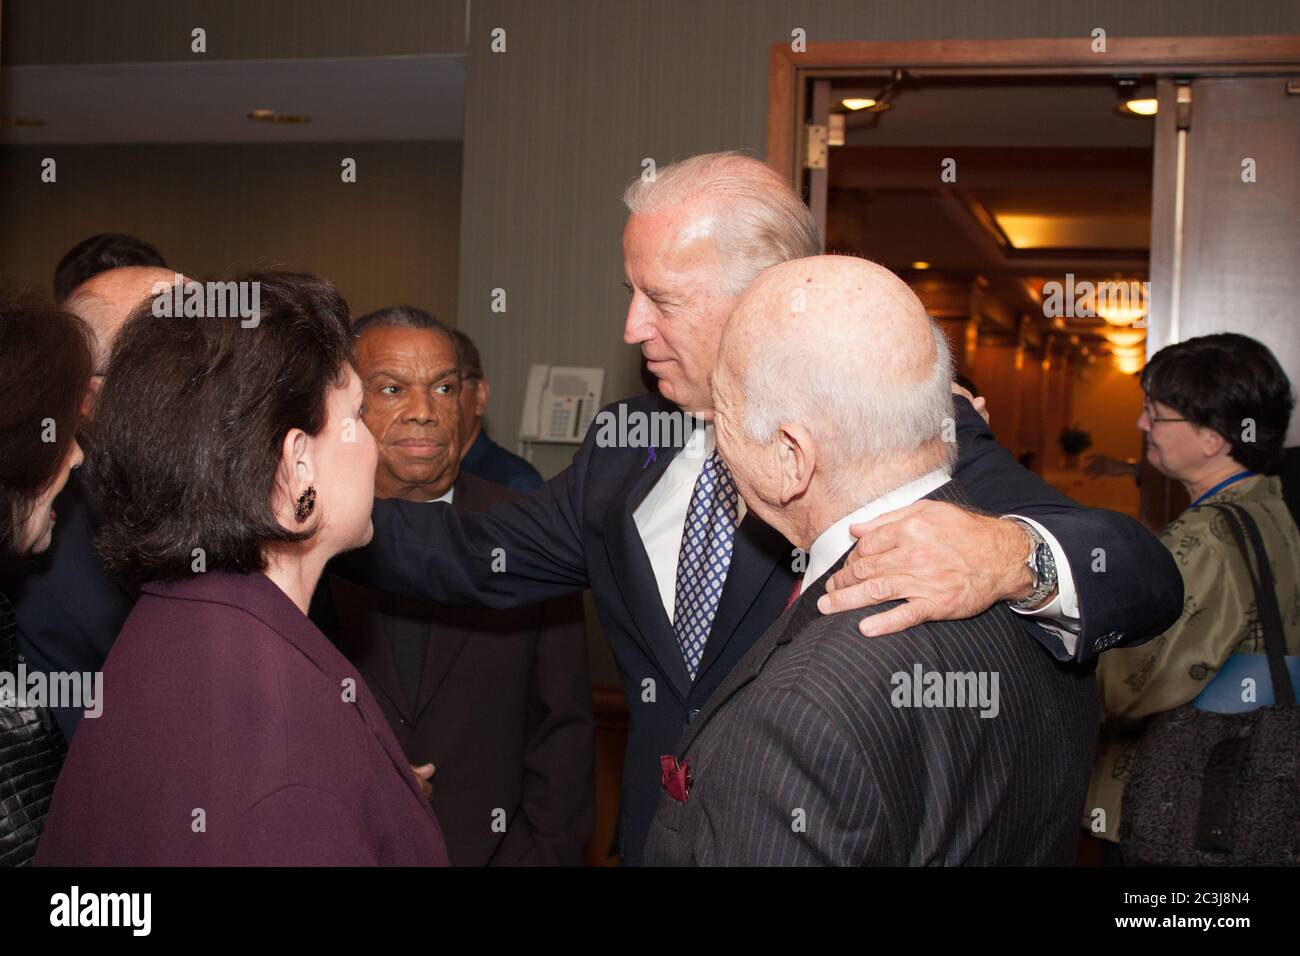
xmin=1086 ymin=332 xmax=1299 ymax=863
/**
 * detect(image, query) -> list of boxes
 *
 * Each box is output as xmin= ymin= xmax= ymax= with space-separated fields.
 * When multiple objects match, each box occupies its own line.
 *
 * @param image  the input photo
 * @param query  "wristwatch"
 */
xmin=1005 ymin=518 xmax=1058 ymax=611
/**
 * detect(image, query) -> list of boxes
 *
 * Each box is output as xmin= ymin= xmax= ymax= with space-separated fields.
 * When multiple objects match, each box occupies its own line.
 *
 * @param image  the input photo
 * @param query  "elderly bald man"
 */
xmin=5 ymin=265 xmax=176 ymax=740
xmin=342 ymin=151 xmax=1180 ymax=865
xmin=65 ymin=266 xmax=178 ymax=408
xmin=644 ymin=256 xmax=1100 ymax=865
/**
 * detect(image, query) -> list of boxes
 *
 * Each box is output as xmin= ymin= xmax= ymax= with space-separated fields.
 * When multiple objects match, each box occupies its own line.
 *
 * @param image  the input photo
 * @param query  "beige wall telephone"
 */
xmin=518 ymin=364 xmax=605 ymax=444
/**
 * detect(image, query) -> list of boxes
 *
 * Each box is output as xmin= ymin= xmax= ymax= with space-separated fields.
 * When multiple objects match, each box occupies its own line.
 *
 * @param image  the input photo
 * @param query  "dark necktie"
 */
xmin=671 ymin=449 xmax=739 ymax=680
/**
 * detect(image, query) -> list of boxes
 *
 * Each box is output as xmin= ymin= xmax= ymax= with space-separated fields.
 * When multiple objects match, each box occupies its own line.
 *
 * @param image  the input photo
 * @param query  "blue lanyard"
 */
xmin=1191 ymin=470 xmax=1256 ymax=507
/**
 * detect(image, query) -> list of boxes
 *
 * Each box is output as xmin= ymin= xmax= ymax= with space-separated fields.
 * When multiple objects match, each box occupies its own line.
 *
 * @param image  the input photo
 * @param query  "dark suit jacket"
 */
xmin=3 ymin=472 xmax=133 ymax=740
xmin=461 ymin=430 xmax=544 ymax=492
xmin=35 ymin=571 xmax=448 ymax=866
xmin=337 ymin=393 xmax=1181 ymax=865
xmin=644 ymin=480 xmax=1100 ymax=866
xmin=325 ymin=472 xmax=594 ymax=866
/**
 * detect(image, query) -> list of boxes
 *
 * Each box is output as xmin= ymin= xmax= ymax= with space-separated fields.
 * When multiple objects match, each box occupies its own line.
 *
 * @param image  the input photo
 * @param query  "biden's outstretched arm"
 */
xmin=821 ymin=396 xmax=1182 ymax=662
xmin=333 ymin=427 xmax=597 ymax=611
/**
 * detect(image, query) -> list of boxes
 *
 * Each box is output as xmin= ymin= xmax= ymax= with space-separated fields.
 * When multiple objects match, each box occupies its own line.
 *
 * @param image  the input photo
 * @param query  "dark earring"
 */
xmin=294 ymin=486 xmax=316 ymax=522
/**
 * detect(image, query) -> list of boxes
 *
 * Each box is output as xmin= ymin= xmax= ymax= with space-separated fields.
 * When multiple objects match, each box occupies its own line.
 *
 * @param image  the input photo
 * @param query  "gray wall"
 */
xmin=455 ymin=0 xmax=1300 ymax=477
xmin=2 ymin=0 xmax=466 ymax=63
xmin=0 ymin=141 xmax=462 ymax=319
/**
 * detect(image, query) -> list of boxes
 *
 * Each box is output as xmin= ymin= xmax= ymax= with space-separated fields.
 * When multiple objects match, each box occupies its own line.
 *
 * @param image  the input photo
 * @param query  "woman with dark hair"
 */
xmin=0 ymin=297 xmax=94 ymax=865
xmin=1087 ymin=332 xmax=1299 ymax=860
xmin=36 ymin=272 xmax=448 ymax=866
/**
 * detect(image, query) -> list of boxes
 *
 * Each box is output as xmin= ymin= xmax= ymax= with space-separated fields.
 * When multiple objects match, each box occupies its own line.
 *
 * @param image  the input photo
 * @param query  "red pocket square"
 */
xmin=660 ymin=754 xmax=692 ymax=803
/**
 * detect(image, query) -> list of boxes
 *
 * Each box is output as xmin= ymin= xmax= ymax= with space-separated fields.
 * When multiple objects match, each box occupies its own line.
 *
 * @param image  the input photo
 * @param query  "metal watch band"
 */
xmin=1005 ymin=517 xmax=1057 ymax=610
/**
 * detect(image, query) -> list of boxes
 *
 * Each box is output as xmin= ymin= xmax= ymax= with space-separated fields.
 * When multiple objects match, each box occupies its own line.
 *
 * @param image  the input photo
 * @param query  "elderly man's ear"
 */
xmin=775 ymin=423 xmax=815 ymax=505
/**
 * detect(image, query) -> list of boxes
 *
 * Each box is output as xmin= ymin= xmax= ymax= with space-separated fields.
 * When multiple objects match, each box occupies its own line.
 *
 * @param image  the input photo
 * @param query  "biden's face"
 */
xmin=621 ymin=206 xmax=740 ymax=417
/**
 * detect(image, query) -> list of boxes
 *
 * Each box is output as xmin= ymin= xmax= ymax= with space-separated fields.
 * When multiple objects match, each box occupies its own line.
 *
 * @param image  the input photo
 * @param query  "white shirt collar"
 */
xmin=426 ymin=485 xmax=454 ymax=504
xmin=801 ymin=468 xmax=952 ymax=593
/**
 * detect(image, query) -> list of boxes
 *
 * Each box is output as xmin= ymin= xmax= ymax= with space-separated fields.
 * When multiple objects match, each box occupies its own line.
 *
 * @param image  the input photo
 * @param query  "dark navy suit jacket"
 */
xmin=460 ymin=430 xmax=543 ymax=492
xmin=324 ymin=472 xmax=594 ymax=866
xmin=4 ymin=472 xmax=132 ymax=740
xmin=337 ymin=394 xmax=1182 ymax=865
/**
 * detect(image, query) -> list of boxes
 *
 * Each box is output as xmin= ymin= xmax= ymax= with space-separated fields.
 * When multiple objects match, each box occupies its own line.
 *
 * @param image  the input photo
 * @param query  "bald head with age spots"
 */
xmin=65 ymin=266 xmax=179 ymax=379
xmin=710 ymin=255 xmax=954 ymax=551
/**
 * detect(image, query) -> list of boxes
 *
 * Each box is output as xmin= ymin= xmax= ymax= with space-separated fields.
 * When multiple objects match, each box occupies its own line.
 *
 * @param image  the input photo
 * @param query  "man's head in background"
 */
xmin=65 ymin=266 xmax=179 ymax=412
xmin=621 ymin=151 xmax=821 ymax=416
xmin=450 ymin=328 xmax=489 ymax=459
xmin=711 ymin=255 xmax=955 ymax=551
xmin=54 ymin=233 xmax=167 ymax=303
xmin=353 ymin=306 xmax=463 ymax=502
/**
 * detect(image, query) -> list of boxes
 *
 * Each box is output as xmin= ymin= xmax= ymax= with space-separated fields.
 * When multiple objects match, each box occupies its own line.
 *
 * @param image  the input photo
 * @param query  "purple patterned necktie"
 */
xmin=672 ymin=448 xmax=739 ymax=680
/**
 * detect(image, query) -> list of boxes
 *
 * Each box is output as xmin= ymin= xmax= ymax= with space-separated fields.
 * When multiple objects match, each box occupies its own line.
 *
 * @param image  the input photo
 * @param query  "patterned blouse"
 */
xmin=1084 ymin=474 xmax=1300 ymax=842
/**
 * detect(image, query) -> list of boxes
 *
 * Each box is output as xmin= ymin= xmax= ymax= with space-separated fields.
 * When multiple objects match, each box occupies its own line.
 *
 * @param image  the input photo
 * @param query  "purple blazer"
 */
xmin=36 ymin=571 xmax=448 ymax=866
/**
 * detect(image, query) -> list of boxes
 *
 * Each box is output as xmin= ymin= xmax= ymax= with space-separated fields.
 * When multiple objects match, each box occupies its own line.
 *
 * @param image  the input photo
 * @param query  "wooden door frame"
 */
xmin=769 ymin=35 xmax=1300 ymax=528
xmin=768 ymin=35 xmax=1300 ymax=182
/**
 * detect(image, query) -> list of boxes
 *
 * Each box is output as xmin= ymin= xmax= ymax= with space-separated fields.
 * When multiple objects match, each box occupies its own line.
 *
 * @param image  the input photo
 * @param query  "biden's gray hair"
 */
xmin=741 ymin=321 xmax=956 ymax=495
xmin=623 ymin=151 xmax=822 ymax=296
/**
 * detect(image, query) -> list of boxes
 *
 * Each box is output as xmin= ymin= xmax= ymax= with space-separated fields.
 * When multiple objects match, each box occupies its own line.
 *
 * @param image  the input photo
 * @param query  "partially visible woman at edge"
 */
xmin=36 ymin=272 xmax=448 ymax=865
xmin=1086 ymin=332 xmax=1299 ymax=863
xmin=0 ymin=298 xmax=93 ymax=866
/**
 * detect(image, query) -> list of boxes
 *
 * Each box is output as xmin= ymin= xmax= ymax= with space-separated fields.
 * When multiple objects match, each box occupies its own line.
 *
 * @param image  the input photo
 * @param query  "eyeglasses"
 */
xmin=1143 ymin=401 xmax=1187 ymax=424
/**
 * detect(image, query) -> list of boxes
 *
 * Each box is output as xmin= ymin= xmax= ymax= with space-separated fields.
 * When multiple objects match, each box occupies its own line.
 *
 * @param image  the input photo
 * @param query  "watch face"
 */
xmin=1036 ymin=541 xmax=1057 ymax=586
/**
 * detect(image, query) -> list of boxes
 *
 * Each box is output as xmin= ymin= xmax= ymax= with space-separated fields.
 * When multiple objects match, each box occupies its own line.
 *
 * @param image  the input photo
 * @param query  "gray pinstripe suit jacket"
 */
xmin=644 ymin=481 xmax=1099 ymax=866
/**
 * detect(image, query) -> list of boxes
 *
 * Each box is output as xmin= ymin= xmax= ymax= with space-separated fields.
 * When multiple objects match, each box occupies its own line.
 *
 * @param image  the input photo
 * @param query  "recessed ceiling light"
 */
xmin=247 ymin=109 xmax=311 ymax=124
xmin=0 ymin=115 xmax=45 ymax=127
xmin=1119 ymin=97 xmax=1158 ymax=117
xmin=841 ymin=98 xmax=877 ymax=111
xmin=911 ymin=260 xmax=930 ymax=270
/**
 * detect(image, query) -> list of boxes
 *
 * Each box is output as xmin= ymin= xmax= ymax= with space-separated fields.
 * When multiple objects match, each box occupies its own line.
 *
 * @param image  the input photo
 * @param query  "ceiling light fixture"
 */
xmin=1118 ymin=97 xmax=1158 ymax=117
xmin=1114 ymin=354 xmax=1144 ymax=374
xmin=1104 ymin=327 xmax=1147 ymax=348
xmin=911 ymin=261 xmax=931 ymax=270
xmin=840 ymin=69 xmax=908 ymax=115
xmin=247 ymin=108 xmax=311 ymax=124
xmin=1097 ymin=302 xmax=1148 ymax=326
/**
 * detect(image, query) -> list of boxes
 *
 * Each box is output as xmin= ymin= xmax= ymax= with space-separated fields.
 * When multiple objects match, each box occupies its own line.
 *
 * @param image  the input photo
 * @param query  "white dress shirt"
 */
xmin=633 ymin=426 xmax=744 ymax=625
xmin=802 ymin=468 xmax=954 ymax=592
xmin=1004 ymin=514 xmax=1081 ymax=656
xmin=632 ymin=425 xmax=1079 ymax=653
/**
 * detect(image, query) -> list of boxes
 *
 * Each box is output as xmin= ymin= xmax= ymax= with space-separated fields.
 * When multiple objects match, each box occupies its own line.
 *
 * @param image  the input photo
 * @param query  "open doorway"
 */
xmin=820 ymin=74 xmax=1154 ymax=519
xmin=768 ymin=36 xmax=1300 ymax=530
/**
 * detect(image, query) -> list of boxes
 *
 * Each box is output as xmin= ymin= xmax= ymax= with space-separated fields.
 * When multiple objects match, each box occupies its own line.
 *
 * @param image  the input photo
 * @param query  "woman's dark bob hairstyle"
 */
xmin=88 ymin=271 xmax=354 ymax=591
xmin=0 ymin=297 xmax=95 ymax=558
xmin=1141 ymin=332 xmax=1294 ymax=474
